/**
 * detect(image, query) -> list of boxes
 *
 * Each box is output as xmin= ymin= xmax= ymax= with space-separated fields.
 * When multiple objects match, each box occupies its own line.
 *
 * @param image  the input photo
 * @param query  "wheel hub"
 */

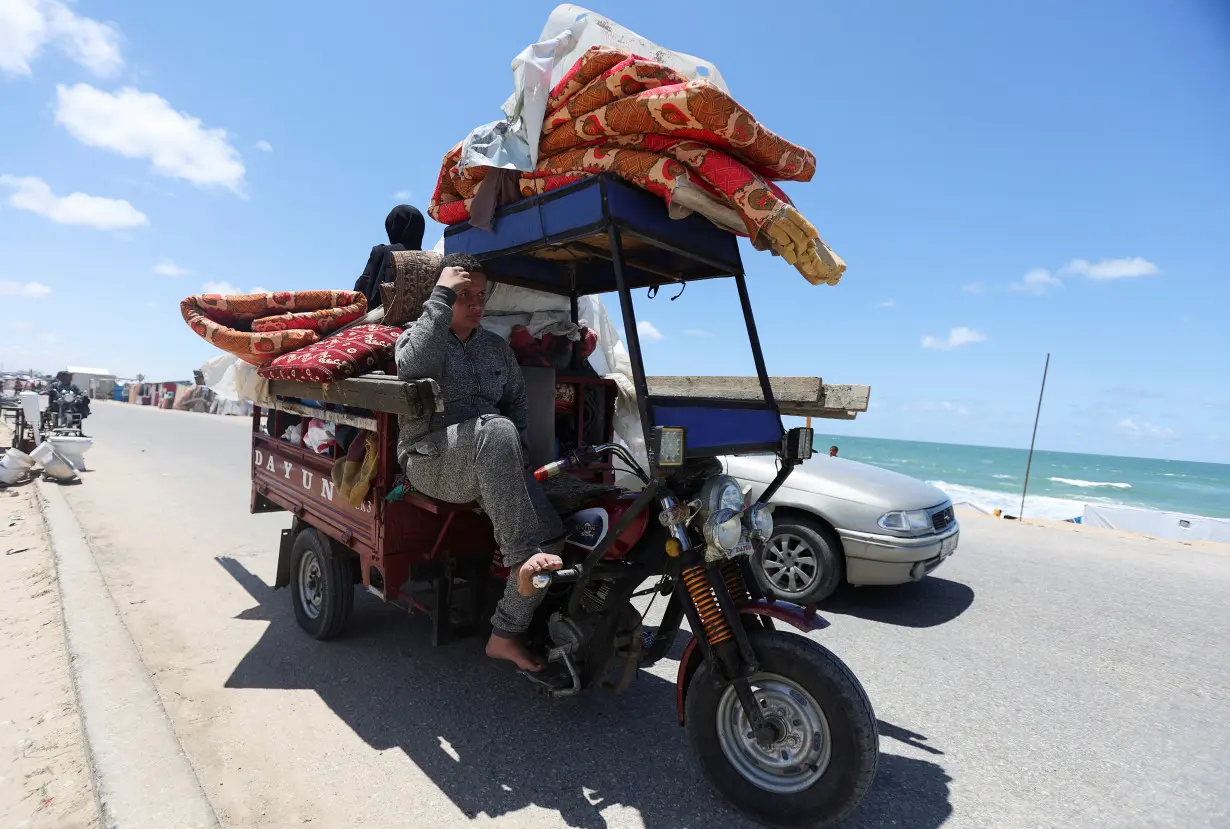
xmin=298 ymin=551 xmax=324 ymax=620
xmin=763 ymin=534 xmax=820 ymax=596
xmin=717 ymin=673 xmax=832 ymax=794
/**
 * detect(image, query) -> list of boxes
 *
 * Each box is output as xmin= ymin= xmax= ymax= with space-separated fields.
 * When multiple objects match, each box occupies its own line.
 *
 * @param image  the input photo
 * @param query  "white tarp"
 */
xmin=458 ymin=4 xmax=727 ymax=174
xmin=1082 ymin=504 xmax=1230 ymax=544
xmin=198 ymin=354 xmax=273 ymax=407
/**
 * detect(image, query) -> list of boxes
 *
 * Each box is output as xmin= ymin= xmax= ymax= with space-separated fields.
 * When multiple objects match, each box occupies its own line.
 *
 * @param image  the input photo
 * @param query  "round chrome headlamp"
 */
xmin=703 ymin=508 xmax=743 ymax=552
xmin=745 ymin=502 xmax=774 ymax=538
xmin=696 ymin=474 xmax=744 ymax=521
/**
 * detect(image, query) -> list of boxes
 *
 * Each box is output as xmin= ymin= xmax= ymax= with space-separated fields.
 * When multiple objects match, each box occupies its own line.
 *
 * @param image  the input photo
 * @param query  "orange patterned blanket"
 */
xmin=181 ymin=290 xmax=367 ymax=365
xmin=429 ymin=46 xmax=844 ymax=285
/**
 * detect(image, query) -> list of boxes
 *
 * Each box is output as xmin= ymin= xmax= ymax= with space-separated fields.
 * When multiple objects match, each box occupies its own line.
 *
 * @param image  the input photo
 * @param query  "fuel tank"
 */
xmin=562 ymin=493 xmax=650 ymax=561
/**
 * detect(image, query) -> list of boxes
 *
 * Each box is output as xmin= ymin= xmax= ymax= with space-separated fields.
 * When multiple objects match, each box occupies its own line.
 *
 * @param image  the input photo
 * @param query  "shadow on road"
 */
xmin=217 ymin=556 xmax=954 ymax=829
xmin=823 ymin=577 xmax=975 ymax=628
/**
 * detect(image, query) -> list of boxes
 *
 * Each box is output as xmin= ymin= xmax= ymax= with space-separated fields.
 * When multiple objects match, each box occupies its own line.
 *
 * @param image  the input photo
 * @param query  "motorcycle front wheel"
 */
xmin=684 ymin=630 xmax=878 ymax=828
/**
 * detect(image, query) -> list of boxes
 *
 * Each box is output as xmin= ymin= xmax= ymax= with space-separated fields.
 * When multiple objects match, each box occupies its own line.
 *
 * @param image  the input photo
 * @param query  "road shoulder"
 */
xmin=36 ymin=480 xmax=219 ymax=829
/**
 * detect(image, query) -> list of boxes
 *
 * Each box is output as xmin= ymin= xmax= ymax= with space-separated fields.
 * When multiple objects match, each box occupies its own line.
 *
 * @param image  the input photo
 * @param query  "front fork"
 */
xmin=677 ymin=556 xmax=779 ymax=743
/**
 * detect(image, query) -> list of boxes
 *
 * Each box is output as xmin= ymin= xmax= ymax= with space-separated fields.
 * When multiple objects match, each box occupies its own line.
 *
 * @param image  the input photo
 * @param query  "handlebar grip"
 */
xmin=530 ymin=567 xmax=581 ymax=590
xmin=533 ymin=458 xmax=572 ymax=481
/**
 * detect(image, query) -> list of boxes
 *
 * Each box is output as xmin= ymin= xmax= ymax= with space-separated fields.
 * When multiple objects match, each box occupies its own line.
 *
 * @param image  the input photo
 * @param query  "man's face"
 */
xmin=452 ymin=272 xmax=488 ymax=331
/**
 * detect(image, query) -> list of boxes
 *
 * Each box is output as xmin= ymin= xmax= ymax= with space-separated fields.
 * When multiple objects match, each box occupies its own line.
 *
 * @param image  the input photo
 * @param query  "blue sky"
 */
xmin=2 ymin=1 xmax=1227 ymax=462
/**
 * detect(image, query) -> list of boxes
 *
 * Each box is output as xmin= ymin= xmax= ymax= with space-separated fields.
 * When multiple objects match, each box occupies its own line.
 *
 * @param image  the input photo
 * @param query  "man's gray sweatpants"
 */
xmin=401 ymin=414 xmax=564 ymax=634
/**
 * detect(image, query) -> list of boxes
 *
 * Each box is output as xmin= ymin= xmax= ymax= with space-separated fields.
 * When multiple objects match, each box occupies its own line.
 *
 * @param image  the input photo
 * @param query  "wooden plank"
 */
xmin=818 ymin=384 xmax=871 ymax=412
xmin=267 ymin=375 xmax=440 ymax=417
xmin=647 ymin=376 xmax=826 ymax=402
xmin=777 ymin=403 xmax=859 ymax=420
xmin=647 ymin=377 xmax=870 ymax=411
xmin=272 ymin=400 xmax=378 ymax=432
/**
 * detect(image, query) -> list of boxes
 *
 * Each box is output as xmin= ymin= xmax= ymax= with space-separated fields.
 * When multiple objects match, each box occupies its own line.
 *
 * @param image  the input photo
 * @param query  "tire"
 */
xmin=684 ymin=631 xmax=878 ymax=828
xmin=289 ymin=527 xmax=354 ymax=639
xmin=755 ymin=515 xmax=843 ymax=604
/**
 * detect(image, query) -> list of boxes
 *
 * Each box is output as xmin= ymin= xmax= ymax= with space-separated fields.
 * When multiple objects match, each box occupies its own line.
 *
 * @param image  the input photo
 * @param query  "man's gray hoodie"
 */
xmin=395 ymin=285 xmax=527 ymax=465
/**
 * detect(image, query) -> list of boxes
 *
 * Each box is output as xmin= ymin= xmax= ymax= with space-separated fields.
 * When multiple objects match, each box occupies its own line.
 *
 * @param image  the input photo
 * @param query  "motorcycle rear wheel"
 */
xmin=684 ymin=630 xmax=878 ymax=828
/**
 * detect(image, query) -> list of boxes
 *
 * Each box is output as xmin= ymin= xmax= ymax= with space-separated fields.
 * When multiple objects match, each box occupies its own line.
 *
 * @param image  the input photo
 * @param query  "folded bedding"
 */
xmin=181 ymin=290 xmax=367 ymax=365
xmin=429 ymin=46 xmax=845 ymax=285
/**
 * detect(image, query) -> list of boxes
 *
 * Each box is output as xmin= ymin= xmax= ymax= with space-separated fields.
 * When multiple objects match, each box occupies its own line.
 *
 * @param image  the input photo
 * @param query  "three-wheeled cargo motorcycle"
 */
xmin=251 ymin=175 xmax=878 ymax=827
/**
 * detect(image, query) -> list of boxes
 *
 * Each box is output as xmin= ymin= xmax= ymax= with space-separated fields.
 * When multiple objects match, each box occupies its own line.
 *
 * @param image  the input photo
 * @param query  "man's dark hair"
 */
xmin=435 ymin=253 xmax=485 ymax=280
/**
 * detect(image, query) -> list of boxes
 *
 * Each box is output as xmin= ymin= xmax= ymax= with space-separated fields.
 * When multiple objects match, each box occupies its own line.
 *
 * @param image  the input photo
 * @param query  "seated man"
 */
xmin=395 ymin=253 xmax=564 ymax=671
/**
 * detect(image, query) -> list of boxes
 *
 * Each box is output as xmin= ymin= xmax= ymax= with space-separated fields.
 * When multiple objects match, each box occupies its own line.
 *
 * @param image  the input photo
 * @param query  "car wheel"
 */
xmin=756 ymin=516 xmax=843 ymax=604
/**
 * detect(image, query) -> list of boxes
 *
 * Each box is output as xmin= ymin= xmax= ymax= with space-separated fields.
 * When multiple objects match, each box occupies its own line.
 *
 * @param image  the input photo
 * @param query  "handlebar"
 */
xmin=531 ymin=566 xmax=581 ymax=590
xmin=533 ymin=443 xmax=649 ymax=484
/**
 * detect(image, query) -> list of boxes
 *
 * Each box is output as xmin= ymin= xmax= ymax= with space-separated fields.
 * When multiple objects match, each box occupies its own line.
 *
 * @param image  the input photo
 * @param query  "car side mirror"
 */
xmin=783 ymin=427 xmax=814 ymax=461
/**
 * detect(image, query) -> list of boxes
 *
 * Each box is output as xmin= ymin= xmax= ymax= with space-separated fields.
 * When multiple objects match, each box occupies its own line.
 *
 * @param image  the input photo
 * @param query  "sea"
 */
xmin=814 ymin=434 xmax=1230 ymax=521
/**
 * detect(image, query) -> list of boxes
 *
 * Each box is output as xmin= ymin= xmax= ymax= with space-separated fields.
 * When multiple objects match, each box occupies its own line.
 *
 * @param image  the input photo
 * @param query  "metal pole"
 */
xmin=1019 ymin=353 xmax=1051 ymax=520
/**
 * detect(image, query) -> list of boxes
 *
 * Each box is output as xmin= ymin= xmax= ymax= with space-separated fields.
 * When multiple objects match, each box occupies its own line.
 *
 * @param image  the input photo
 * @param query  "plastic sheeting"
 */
xmin=1081 ymin=504 xmax=1230 ymax=544
xmin=198 ymin=353 xmax=273 ymax=407
xmin=459 ymin=4 xmax=727 ymax=174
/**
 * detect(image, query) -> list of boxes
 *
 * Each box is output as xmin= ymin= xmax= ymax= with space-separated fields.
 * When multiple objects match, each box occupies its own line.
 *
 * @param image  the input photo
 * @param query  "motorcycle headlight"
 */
xmin=878 ymin=509 xmax=932 ymax=532
xmin=703 ymin=508 xmax=743 ymax=553
xmin=745 ymin=502 xmax=774 ymax=538
xmin=696 ymin=474 xmax=743 ymax=521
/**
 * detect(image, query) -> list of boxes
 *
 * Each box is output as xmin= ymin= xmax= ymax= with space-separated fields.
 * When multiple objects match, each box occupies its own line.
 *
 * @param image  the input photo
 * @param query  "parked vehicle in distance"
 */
xmin=724 ymin=454 xmax=960 ymax=604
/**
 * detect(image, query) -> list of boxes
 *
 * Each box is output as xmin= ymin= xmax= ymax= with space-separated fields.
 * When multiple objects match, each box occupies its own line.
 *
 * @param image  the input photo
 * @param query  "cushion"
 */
xmin=252 ymin=297 xmax=367 ymax=335
xmin=181 ymin=290 xmax=367 ymax=366
xmin=257 ymin=324 xmax=402 ymax=383
xmin=381 ymin=250 xmax=442 ymax=326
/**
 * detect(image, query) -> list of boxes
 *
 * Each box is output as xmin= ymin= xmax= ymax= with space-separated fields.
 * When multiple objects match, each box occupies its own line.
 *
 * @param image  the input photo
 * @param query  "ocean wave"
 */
xmin=1049 ymin=477 xmax=1132 ymax=490
xmin=927 ymin=480 xmax=1088 ymax=520
xmin=992 ymin=474 xmax=1015 ymax=480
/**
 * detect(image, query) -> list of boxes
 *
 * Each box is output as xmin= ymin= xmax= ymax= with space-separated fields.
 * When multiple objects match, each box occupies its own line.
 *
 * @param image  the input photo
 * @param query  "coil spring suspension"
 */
xmin=721 ymin=559 xmax=752 ymax=604
xmin=681 ymin=565 xmax=733 ymax=647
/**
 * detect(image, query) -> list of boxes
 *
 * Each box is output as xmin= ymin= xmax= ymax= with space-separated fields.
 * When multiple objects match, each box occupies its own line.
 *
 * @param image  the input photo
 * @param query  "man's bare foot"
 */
xmin=515 ymin=552 xmax=563 ymax=597
xmin=486 ymin=633 xmax=544 ymax=671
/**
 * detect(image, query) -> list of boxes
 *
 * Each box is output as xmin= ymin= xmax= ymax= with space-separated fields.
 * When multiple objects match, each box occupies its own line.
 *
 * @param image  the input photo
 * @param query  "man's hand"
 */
xmin=515 ymin=552 xmax=564 ymax=597
xmin=437 ymin=266 xmax=473 ymax=294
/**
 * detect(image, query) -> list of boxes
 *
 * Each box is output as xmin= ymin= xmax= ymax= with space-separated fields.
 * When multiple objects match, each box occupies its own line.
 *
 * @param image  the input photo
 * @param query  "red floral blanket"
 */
xmin=429 ymin=46 xmax=844 ymax=285
xmin=181 ymin=290 xmax=366 ymax=365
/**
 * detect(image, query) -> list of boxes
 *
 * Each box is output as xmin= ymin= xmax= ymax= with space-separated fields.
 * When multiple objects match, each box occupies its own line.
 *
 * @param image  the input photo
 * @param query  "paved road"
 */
xmin=60 ymin=401 xmax=1230 ymax=828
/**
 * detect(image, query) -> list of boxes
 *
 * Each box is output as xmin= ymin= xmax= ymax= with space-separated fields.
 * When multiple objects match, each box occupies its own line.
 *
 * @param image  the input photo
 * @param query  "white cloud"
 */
xmin=1062 ymin=257 xmax=1159 ymax=280
xmin=12 ymin=320 xmax=35 ymax=330
xmin=0 ymin=0 xmax=122 ymax=78
xmin=921 ymin=326 xmax=985 ymax=350
xmin=877 ymin=299 xmax=896 ymax=308
xmin=0 ymin=174 xmax=147 ymax=229
xmin=154 ymin=258 xmax=189 ymax=277
xmin=637 ymin=320 xmax=664 ymax=341
xmin=1118 ymin=418 xmax=1174 ymax=438
xmin=37 ymin=331 xmax=61 ymax=344
xmin=1011 ymin=268 xmax=1062 ymax=296
xmin=255 ymin=140 xmax=273 ymax=153
xmin=684 ymin=328 xmax=713 ymax=338
xmin=55 ymin=84 xmax=246 ymax=194
xmin=963 ymin=282 xmax=983 ymax=294
xmin=392 ymin=190 xmax=413 ymax=201
xmin=915 ymin=401 xmax=970 ymax=416
xmin=201 ymin=280 xmax=239 ymax=295
xmin=199 ymin=281 xmax=264 ymax=295
xmin=0 ymin=279 xmax=52 ymax=298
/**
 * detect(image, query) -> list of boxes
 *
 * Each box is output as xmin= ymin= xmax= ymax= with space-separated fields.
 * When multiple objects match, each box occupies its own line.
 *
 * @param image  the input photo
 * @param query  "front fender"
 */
xmin=674 ymin=600 xmax=830 ymax=725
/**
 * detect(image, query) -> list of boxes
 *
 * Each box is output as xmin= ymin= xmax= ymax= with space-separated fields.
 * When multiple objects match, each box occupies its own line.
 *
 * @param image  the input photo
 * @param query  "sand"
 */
xmin=0 ymin=475 xmax=101 ymax=828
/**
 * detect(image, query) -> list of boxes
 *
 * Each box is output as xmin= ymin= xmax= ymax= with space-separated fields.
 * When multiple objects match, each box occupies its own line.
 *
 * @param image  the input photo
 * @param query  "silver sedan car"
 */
xmin=722 ymin=454 xmax=960 ymax=604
